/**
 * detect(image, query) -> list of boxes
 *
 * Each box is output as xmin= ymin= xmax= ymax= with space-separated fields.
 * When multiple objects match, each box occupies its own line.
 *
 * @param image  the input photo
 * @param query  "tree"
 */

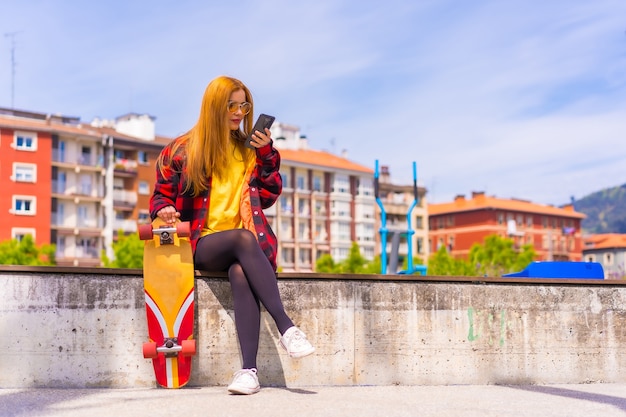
xmin=315 ymin=242 xmax=379 ymax=274
xmin=468 ymin=235 xmax=535 ymax=277
xmin=315 ymin=254 xmax=337 ymax=273
xmin=102 ymin=230 xmax=144 ymax=268
xmin=0 ymin=235 xmax=55 ymax=265
xmin=427 ymin=245 xmax=475 ymax=276
xmin=427 ymin=235 xmax=536 ymax=277
xmin=338 ymin=242 xmax=369 ymax=273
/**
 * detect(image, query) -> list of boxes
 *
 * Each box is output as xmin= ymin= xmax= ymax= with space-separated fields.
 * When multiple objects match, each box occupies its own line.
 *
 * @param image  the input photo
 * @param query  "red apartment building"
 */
xmin=429 ymin=191 xmax=585 ymax=261
xmin=0 ymin=108 xmax=168 ymax=266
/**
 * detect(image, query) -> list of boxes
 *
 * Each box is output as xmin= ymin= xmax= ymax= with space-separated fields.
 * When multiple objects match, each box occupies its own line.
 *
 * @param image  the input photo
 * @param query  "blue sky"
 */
xmin=2 ymin=0 xmax=625 ymax=205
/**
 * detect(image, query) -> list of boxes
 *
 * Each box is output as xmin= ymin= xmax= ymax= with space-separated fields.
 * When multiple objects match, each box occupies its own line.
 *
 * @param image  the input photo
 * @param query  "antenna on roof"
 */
xmin=4 ymin=31 xmax=20 ymax=108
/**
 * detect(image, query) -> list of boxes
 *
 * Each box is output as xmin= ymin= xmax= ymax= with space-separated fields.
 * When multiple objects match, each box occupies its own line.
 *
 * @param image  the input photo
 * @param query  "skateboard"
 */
xmin=138 ymin=218 xmax=196 ymax=388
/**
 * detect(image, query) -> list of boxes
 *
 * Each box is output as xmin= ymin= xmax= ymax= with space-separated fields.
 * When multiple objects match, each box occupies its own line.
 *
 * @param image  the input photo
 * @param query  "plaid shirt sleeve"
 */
xmin=149 ymin=141 xmax=181 ymax=219
xmin=253 ymin=141 xmax=282 ymax=208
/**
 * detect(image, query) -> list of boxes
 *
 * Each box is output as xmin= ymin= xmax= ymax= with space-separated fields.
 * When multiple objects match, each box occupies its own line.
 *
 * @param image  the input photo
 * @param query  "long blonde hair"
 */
xmin=158 ymin=76 xmax=255 ymax=196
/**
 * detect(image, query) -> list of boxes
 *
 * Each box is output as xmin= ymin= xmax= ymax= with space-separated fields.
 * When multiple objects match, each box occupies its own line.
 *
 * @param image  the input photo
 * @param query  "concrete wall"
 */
xmin=2 ymin=267 xmax=626 ymax=388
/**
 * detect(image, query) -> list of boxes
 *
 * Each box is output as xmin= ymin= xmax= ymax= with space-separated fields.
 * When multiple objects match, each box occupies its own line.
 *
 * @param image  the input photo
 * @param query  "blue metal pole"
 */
xmin=374 ymin=160 xmax=387 ymax=274
xmin=405 ymin=162 xmax=417 ymax=272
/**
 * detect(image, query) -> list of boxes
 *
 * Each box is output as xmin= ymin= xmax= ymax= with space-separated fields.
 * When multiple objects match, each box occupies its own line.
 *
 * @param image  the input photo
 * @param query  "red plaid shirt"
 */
xmin=149 ymin=138 xmax=282 ymax=270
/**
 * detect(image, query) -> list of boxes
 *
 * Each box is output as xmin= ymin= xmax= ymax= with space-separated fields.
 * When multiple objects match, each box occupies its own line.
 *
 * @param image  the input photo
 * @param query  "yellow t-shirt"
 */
xmin=201 ymin=143 xmax=252 ymax=236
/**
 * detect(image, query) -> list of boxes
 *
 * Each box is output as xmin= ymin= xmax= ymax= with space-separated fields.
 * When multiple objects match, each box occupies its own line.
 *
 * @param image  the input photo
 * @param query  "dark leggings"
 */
xmin=194 ymin=229 xmax=294 ymax=369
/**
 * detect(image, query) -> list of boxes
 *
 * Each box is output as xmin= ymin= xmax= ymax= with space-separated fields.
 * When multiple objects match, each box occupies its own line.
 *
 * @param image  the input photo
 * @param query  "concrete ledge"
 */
xmin=1 ymin=266 xmax=626 ymax=388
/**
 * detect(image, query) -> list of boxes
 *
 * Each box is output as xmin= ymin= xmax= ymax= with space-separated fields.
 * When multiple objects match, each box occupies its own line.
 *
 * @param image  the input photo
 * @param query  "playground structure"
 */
xmin=374 ymin=160 xmax=427 ymax=275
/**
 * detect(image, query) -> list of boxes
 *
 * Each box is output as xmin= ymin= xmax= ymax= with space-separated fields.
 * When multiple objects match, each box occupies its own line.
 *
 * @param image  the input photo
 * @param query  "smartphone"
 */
xmin=245 ymin=114 xmax=275 ymax=149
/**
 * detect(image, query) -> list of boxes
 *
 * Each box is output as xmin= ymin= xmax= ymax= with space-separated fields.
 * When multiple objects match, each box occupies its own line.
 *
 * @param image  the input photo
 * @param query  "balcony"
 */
xmin=113 ymin=189 xmax=138 ymax=209
xmin=52 ymin=181 xmax=104 ymax=201
xmin=51 ymin=212 xmax=103 ymax=230
xmin=113 ymin=219 xmax=138 ymax=233
xmin=114 ymin=158 xmax=138 ymax=176
xmin=52 ymin=149 xmax=104 ymax=170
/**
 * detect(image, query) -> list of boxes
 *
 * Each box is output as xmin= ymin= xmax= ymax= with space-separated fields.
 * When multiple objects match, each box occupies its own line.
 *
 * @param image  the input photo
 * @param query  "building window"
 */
xmin=526 ymin=215 xmax=533 ymax=227
xmin=359 ymin=223 xmax=374 ymax=241
xmin=417 ymin=237 xmax=423 ymax=254
xmin=416 ymin=216 xmax=423 ymax=229
xmin=138 ymin=181 xmax=150 ymax=195
xmin=281 ymin=248 xmax=294 ymax=264
xmin=280 ymin=196 xmax=293 ymax=214
xmin=12 ymin=196 xmax=36 ymax=215
xmin=280 ymin=219 xmax=292 ymax=236
xmin=296 ymin=175 xmax=306 ymax=190
xmin=138 ymin=151 xmax=149 ymax=165
xmin=299 ymin=248 xmax=311 ymax=265
xmin=12 ymin=227 xmax=35 ymax=241
xmin=332 ymin=201 xmax=350 ymax=217
xmin=604 ymin=253 xmax=614 ymax=266
xmin=359 ymin=179 xmax=374 ymax=196
xmin=14 ymin=132 xmax=37 ymax=151
xmin=138 ymin=210 xmax=150 ymax=224
xmin=337 ymin=221 xmax=351 ymax=241
xmin=298 ymin=220 xmax=309 ymax=240
xmin=497 ymin=212 xmax=504 ymax=225
xmin=586 ymin=254 xmax=596 ymax=262
xmin=314 ymin=200 xmax=326 ymax=216
xmin=298 ymin=198 xmax=309 ymax=215
xmin=313 ymin=175 xmax=322 ymax=192
xmin=332 ymin=175 xmax=349 ymax=193
xmin=281 ymin=172 xmax=290 ymax=189
xmin=12 ymin=163 xmax=37 ymax=182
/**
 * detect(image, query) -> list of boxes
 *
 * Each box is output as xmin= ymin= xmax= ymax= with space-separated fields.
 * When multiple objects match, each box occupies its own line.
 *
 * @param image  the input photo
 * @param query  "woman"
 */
xmin=149 ymin=75 xmax=314 ymax=395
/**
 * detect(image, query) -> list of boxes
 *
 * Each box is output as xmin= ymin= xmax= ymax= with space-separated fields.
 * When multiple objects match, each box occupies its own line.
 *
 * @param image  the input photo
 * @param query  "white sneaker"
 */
xmin=279 ymin=326 xmax=315 ymax=358
xmin=227 ymin=368 xmax=260 ymax=395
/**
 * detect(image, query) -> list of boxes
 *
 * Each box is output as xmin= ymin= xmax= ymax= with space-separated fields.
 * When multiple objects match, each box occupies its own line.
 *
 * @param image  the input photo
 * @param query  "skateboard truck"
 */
xmin=143 ymin=338 xmax=196 ymax=360
xmin=158 ymin=338 xmax=182 ymax=357
xmin=156 ymin=227 xmax=176 ymax=245
xmin=139 ymin=222 xmax=191 ymax=245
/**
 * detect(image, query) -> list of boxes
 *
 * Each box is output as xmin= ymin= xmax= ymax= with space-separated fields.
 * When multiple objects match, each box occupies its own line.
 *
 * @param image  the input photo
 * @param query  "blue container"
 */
xmin=503 ymin=261 xmax=604 ymax=279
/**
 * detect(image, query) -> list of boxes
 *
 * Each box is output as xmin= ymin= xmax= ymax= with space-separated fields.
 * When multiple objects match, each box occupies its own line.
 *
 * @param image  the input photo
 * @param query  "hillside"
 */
xmin=573 ymin=183 xmax=626 ymax=234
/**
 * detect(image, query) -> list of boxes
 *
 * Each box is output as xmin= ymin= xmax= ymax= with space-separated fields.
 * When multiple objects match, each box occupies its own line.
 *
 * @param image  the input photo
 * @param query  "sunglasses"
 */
xmin=227 ymin=101 xmax=251 ymax=115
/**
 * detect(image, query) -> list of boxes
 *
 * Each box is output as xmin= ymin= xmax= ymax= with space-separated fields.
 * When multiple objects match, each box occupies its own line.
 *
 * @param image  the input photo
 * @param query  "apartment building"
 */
xmin=269 ymin=123 xmax=376 ymax=272
xmin=0 ymin=108 xmax=168 ymax=266
xmin=429 ymin=191 xmax=585 ymax=261
xmin=376 ymin=165 xmax=429 ymax=271
xmin=583 ymin=233 xmax=626 ymax=279
xmin=1 ymin=106 xmax=416 ymax=272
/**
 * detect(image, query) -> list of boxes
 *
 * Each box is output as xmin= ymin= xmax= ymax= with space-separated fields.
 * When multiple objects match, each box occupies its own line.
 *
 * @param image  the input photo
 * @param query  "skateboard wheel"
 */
xmin=181 ymin=339 xmax=196 ymax=356
xmin=177 ymin=222 xmax=191 ymax=238
xmin=138 ymin=224 xmax=154 ymax=241
xmin=143 ymin=342 xmax=158 ymax=359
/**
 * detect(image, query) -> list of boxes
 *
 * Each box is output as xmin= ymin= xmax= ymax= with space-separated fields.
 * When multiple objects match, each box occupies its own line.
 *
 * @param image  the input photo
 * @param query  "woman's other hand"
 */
xmin=157 ymin=206 xmax=180 ymax=224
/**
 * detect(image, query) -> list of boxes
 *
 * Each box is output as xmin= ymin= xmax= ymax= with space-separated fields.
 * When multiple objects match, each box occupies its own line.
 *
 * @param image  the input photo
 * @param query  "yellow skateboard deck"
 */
xmin=139 ymin=218 xmax=196 ymax=388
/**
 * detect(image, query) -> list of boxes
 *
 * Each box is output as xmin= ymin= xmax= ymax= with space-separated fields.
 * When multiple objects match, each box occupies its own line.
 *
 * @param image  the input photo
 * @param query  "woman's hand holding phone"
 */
xmin=245 ymin=114 xmax=275 ymax=149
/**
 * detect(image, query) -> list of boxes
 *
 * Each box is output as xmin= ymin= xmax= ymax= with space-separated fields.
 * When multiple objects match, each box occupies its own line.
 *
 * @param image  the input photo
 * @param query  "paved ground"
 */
xmin=2 ymin=384 xmax=626 ymax=417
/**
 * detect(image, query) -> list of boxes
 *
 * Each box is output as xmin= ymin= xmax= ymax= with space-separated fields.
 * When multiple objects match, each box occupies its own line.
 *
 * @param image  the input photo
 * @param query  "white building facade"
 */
xmin=268 ymin=122 xmax=376 ymax=272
